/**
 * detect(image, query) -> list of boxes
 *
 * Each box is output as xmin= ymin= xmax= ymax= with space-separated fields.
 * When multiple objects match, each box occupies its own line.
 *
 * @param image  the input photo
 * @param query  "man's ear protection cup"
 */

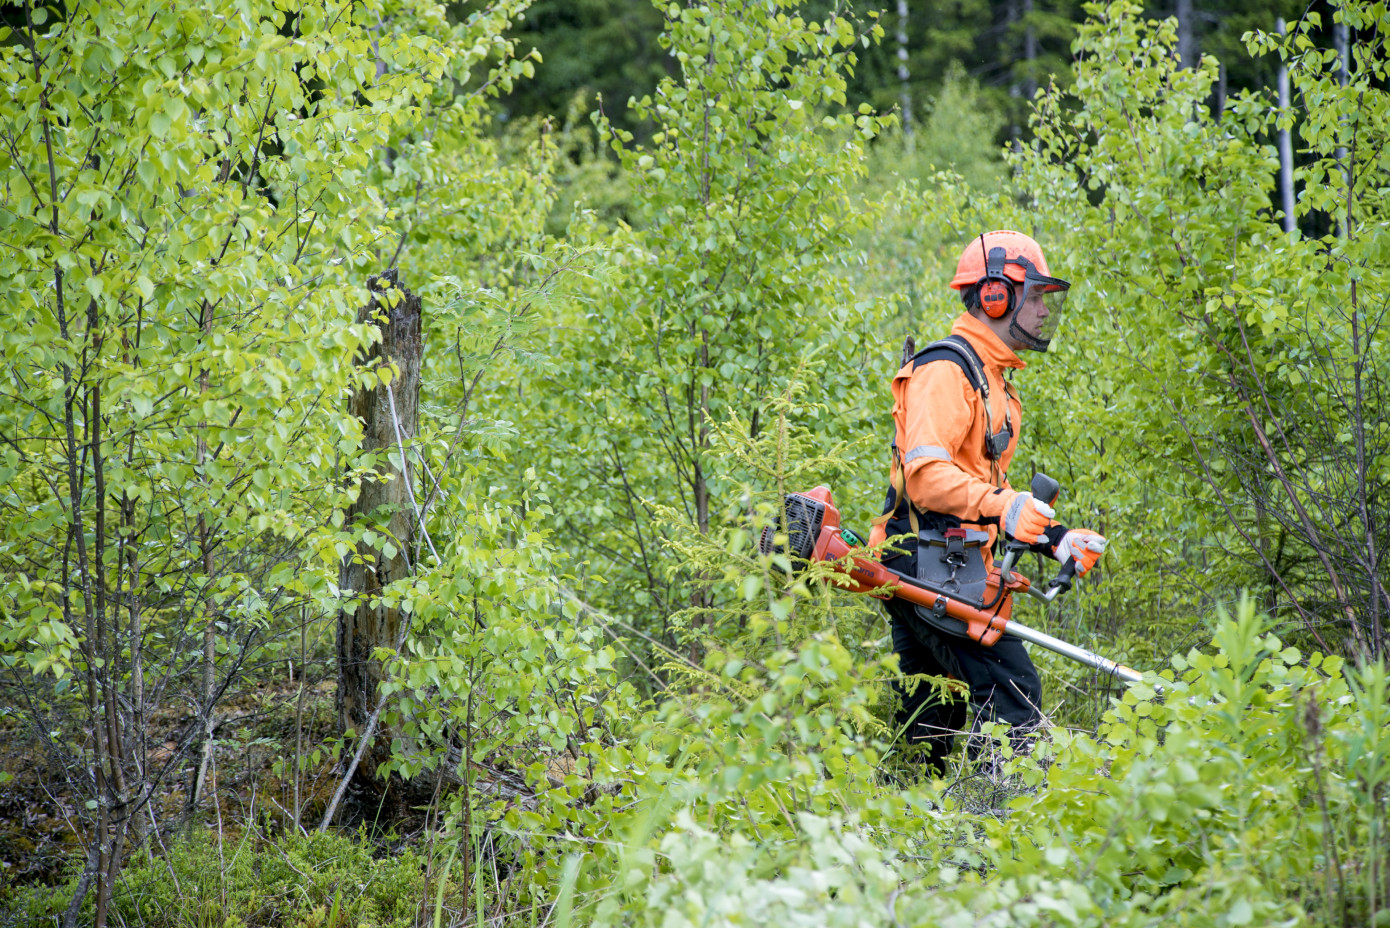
xmin=978 ymin=279 xmax=1012 ymax=318
xmin=976 ymin=238 xmax=1014 ymax=319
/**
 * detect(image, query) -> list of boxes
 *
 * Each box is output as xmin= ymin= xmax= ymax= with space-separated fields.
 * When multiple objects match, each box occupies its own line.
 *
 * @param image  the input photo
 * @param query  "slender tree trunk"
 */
xmin=190 ymin=298 xmax=219 ymax=815
xmin=1334 ymin=19 xmax=1349 ymax=83
xmin=91 ymin=379 xmax=131 ymax=928
xmin=33 ymin=0 xmax=111 ymax=915
xmin=293 ymin=606 xmax=307 ymax=833
xmin=1215 ymin=61 xmax=1227 ymax=120
xmin=337 ymin=271 xmax=422 ymax=802
xmin=1006 ymin=0 xmax=1021 ymax=145
xmin=120 ymin=303 xmax=148 ymax=851
xmin=696 ymin=328 xmax=711 ymax=540
xmin=1277 ymin=18 xmax=1295 ymax=234
xmin=1022 ymin=0 xmax=1037 ymax=100
xmin=1334 ymin=18 xmax=1350 ymax=237
xmin=689 ymin=329 xmax=712 ymax=661
xmin=121 ymin=486 xmax=147 ymax=850
xmin=896 ymin=0 xmax=913 ymax=135
xmin=1176 ymin=0 xmax=1194 ymax=67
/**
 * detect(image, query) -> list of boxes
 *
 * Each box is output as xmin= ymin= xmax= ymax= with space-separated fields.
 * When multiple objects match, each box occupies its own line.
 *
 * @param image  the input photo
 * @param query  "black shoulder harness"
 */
xmin=910 ymin=334 xmax=986 ymax=394
xmin=909 ymin=334 xmax=1014 ymax=462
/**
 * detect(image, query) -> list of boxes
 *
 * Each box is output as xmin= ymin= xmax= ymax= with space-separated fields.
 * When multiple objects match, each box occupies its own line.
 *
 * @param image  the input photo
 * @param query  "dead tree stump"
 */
xmin=336 ymin=270 xmax=423 ymax=815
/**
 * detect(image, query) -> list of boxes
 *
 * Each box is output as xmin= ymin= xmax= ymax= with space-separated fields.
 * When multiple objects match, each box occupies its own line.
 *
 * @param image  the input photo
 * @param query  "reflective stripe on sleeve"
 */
xmin=903 ymin=444 xmax=951 ymax=465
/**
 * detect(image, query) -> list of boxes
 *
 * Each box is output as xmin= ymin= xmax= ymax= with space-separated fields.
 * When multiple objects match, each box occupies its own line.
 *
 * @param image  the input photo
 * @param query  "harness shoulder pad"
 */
xmin=909 ymin=335 xmax=986 ymax=395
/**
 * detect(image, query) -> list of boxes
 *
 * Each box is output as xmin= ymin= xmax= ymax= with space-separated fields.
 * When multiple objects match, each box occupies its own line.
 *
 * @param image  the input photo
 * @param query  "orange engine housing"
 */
xmin=791 ymin=486 xmax=1026 ymax=646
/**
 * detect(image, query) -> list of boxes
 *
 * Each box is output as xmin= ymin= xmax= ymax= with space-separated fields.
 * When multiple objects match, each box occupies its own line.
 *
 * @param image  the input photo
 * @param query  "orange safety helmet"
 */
xmin=949 ymin=230 xmax=1053 ymax=288
xmin=949 ymin=230 xmax=1070 ymax=351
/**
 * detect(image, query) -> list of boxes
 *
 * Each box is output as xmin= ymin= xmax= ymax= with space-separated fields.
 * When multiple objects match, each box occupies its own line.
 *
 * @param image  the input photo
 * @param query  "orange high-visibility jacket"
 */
xmin=868 ymin=312 xmax=1025 ymax=552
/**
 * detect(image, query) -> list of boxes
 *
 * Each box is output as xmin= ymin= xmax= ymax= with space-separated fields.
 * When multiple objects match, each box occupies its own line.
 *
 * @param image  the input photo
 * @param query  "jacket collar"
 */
xmin=951 ymin=312 xmax=1026 ymax=372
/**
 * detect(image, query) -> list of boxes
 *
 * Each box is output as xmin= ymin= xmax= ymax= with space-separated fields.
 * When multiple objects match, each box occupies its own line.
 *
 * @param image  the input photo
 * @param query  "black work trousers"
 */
xmin=885 ymin=592 xmax=1043 ymax=772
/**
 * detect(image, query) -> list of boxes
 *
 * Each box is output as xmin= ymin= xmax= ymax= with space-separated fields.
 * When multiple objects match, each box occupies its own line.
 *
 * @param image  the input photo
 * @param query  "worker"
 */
xmin=866 ymin=230 xmax=1108 ymax=774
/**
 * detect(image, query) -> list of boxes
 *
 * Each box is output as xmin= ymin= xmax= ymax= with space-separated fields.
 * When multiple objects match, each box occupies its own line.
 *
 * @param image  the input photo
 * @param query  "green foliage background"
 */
xmin=2 ymin=0 xmax=1389 ymax=925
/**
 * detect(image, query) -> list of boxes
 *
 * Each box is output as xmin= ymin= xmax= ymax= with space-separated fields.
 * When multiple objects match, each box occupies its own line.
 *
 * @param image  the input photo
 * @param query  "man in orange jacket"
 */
xmin=867 ymin=230 xmax=1108 ymax=772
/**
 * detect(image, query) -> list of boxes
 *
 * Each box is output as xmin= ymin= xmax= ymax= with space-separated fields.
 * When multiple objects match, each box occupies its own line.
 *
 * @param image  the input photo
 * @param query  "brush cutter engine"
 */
xmin=757 ymin=477 xmax=1146 ymax=685
xmin=758 ymin=491 xmax=825 ymax=563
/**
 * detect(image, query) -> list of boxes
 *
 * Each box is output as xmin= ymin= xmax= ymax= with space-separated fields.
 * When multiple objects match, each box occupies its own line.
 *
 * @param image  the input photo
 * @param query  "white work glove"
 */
xmin=1053 ymin=529 xmax=1108 ymax=575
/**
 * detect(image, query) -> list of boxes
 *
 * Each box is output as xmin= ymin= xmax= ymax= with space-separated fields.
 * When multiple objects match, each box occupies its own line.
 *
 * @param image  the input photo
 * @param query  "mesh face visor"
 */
xmin=1009 ymin=270 xmax=1071 ymax=351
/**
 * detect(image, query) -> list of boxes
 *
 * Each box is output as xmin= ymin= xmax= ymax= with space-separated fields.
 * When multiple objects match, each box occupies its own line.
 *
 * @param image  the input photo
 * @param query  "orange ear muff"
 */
xmin=979 ymin=279 xmax=1012 ymax=318
xmin=976 ymin=238 xmax=1015 ymax=319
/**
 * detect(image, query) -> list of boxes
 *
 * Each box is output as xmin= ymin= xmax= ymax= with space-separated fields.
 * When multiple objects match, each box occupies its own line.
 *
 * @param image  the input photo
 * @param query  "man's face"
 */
xmin=1011 ymin=282 xmax=1050 ymax=340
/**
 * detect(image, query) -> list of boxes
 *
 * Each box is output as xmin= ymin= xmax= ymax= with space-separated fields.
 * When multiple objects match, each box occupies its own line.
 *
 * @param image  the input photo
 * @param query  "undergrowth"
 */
xmin=7 ymin=600 xmax=1385 ymax=928
xmin=5 ymin=830 xmax=435 ymax=928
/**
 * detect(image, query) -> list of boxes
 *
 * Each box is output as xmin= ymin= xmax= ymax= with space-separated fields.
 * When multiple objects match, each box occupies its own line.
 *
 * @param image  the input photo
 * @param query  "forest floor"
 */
xmin=0 ymin=675 xmax=351 ymax=902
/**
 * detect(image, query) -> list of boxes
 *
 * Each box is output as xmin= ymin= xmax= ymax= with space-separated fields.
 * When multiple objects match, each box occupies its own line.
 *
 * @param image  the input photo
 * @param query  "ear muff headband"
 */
xmin=976 ymin=237 xmax=1014 ymax=320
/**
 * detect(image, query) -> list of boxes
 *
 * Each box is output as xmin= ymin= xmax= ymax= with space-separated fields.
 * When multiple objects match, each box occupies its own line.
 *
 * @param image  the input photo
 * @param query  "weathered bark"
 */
xmin=337 ymin=270 xmax=422 ymax=794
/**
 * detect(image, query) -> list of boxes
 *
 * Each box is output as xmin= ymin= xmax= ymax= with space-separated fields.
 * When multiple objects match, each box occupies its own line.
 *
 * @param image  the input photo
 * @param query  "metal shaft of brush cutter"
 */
xmin=995 ymin=545 xmax=1145 ymax=685
xmin=997 ymin=619 xmax=1144 ymax=684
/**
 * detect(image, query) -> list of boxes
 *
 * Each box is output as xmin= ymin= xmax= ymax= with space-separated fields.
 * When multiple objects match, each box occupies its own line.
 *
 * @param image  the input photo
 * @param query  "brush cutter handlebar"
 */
xmin=1010 ymin=472 xmax=1080 ymax=599
xmin=999 ymin=543 xmax=1077 ymax=605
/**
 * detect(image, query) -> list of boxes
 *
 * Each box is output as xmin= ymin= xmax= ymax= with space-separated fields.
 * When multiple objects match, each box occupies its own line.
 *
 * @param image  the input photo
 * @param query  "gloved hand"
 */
xmin=1002 ymin=492 xmax=1055 ymax=544
xmin=1053 ymin=529 xmax=1108 ymax=575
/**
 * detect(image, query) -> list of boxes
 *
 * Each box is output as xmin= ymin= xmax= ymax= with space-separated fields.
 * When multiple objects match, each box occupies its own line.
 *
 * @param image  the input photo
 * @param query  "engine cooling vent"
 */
xmin=757 ymin=493 xmax=825 ymax=563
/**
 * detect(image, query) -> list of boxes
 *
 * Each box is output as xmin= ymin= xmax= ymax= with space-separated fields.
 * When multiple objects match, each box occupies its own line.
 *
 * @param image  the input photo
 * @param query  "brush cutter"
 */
xmin=758 ymin=473 xmax=1145 ymax=685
